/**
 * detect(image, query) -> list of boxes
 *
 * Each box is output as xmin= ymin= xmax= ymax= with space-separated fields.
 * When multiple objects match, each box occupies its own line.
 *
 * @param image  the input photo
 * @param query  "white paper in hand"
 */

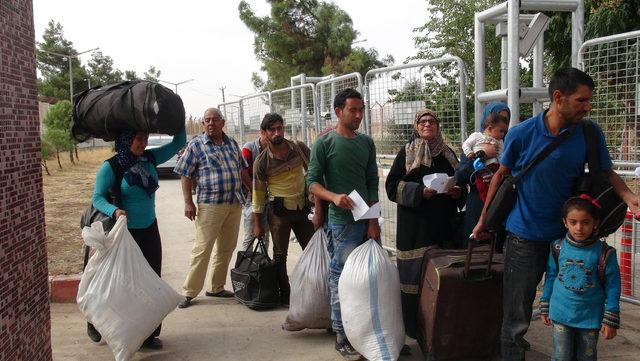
xmin=422 ymin=173 xmax=456 ymax=193
xmin=348 ymin=190 xmax=381 ymax=221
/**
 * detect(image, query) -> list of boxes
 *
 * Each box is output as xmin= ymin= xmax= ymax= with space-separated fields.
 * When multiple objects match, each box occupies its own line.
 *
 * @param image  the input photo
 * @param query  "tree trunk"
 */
xmin=69 ymin=149 xmax=75 ymax=164
xmin=42 ymin=160 xmax=50 ymax=176
xmin=75 ymin=144 xmax=79 ymax=160
xmin=56 ymin=150 xmax=62 ymax=169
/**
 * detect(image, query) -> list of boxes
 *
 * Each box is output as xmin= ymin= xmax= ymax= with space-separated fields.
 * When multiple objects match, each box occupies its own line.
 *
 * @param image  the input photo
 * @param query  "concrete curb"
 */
xmin=49 ymin=274 xmax=81 ymax=303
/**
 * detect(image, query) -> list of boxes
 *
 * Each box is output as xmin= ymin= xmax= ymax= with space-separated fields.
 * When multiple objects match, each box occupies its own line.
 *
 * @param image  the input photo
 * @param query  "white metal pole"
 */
xmin=533 ymin=33 xmax=545 ymax=115
xmin=300 ymin=74 xmax=307 ymax=143
xmin=507 ymin=0 xmax=521 ymax=126
xmin=474 ymin=15 xmax=486 ymax=131
xmin=571 ymin=0 xmax=585 ymax=67
xmin=68 ymin=56 xmax=73 ymax=103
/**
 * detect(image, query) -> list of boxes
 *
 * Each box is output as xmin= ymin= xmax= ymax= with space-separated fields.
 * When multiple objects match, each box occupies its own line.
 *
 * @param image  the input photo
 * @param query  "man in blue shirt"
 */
xmin=174 ymin=108 xmax=251 ymax=308
xmin=473 ymin=68 xmax=640 ymax=361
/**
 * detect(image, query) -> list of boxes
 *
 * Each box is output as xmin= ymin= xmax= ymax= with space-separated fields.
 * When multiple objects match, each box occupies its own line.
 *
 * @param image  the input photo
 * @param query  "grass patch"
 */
xmin=44 ymin=147 xmax=114 ymax=275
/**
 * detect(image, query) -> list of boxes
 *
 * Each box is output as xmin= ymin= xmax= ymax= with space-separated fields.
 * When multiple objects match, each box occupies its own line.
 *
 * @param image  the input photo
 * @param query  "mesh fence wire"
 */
xmin=581 ymin=36 xmax=640 ymax=162
xmin=316 ymin=74 xmax=362 ymax=135
xmin=271 ymin=85 xmax=316 ymax=144
xmin=239 ymin=93 xmax=271 ymax=145
xmin=218 ymin=101 xmax=241 ymax=141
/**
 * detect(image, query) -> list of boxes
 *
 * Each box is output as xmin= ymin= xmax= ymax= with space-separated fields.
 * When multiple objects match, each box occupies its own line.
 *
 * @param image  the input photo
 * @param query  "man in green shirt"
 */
xmin=307 ymin=88 xmax=380 ymax=360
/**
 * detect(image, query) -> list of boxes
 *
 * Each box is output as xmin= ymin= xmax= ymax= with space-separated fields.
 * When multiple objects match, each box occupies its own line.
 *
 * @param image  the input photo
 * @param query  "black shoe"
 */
xmin=205 ymin=290 xmax=234 ymax=298
xmin=400 ymin=344 xmax=411 ymax=356
xmin=141 ymin=337 xmax=163 ymax=350
xmin=87 ymin=322 xmax=101 ymax=343
xmin=335 ymin=340 xmax=362 ymax=360
xmin=178 ymin=296 xmax=193 ymax=308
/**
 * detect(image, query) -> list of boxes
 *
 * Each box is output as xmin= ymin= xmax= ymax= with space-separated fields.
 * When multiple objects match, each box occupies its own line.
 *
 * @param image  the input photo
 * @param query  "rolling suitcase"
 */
xmin=416 ymin=237 xmax=504 ymax=360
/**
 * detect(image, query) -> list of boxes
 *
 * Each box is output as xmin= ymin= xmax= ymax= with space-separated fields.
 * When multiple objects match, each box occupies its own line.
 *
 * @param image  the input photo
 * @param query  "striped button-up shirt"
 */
xmin=174 ymin=132 xmax=247 ymax=204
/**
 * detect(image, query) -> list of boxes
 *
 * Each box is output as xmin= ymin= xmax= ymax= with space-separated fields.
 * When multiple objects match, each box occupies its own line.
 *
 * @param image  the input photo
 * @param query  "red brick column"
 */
xmin=0 ymin=1 xmax=53 ymax=360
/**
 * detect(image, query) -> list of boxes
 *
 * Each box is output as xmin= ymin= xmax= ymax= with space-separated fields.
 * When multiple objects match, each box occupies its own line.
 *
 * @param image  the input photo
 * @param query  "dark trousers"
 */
xmin=129 ymin=220 xmax=163 ymax=339
xmin=501 ymin=232 xmax=551 ymax=361
xmin=267 ymin=206 xmax=314 ymax=294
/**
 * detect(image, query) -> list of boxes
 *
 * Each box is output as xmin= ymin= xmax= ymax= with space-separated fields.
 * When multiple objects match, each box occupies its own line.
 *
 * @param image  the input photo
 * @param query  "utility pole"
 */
xmin=220 ymin=86 xmax=226 ymax=104
xmin=158 ymin=78 xmax=194 ymax=95
xmin=40 ymin=47 xmax=99 ymax=103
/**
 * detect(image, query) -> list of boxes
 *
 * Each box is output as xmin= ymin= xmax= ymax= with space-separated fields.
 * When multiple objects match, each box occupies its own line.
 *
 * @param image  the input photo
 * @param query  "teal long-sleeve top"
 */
xmin=92 ymin=131 xmax=186 ymax=229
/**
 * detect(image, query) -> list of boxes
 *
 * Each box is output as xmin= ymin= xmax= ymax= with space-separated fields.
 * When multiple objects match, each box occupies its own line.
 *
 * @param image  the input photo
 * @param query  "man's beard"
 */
xmin=270 ymin=136 xmax=284 ymax=145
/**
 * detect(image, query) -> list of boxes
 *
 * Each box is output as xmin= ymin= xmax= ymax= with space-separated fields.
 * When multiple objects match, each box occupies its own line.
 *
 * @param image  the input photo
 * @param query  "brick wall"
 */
xmin=0 ymin=1 xmax=53 ymax=360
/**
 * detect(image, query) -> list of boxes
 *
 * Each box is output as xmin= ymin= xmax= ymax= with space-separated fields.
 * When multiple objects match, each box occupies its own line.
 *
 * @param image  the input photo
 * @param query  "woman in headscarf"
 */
xmin=88 ymin=129 xmax=186 ymax=349
xmin=385 ymin=109 xmax=465 ymax=339
xmin=455 ymin=101 xmax=510 ymax=250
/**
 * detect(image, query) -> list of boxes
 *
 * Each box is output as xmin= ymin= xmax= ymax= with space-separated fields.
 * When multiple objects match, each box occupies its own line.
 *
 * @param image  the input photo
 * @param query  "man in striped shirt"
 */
xmin=174 ymin=108 xmax=250 ymax=308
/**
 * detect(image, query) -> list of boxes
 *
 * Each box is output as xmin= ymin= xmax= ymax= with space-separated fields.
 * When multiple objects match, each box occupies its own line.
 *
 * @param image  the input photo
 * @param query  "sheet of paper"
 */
xmin=348 ymin=190 xmax=381 ymax=221
xmin=422 ymin=173 xmax=456 ymax=194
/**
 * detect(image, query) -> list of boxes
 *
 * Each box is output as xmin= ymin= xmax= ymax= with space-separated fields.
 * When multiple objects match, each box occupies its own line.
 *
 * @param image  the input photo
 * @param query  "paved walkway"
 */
xmin=50 ymin=179 xmax=640 ymax=360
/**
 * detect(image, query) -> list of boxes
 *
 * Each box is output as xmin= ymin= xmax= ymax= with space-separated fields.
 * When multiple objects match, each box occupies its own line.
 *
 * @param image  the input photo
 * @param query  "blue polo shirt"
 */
xmin=500 ymin=111 xmax=612 ymax=241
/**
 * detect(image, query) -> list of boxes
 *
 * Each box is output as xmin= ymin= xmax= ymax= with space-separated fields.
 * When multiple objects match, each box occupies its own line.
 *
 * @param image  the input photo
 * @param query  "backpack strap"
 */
xmin=551 ymin=238 xmax=562 ymax=271
xmin=582 ymin=120 xmax=602 ymax=174
xmin=598 ymin=241 xmax=615 ymax=287
xmin=105 ymin=156 xmax=124 ymax=209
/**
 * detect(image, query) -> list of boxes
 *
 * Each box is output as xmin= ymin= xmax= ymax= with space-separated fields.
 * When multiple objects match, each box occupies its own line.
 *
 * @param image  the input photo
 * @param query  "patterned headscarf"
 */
xmin=114 ymin=131 xmax=158 ymax=196
xmin=405 ymin=109 xmax=459 ymax=173
xmin=481 ymin=102 xmax=510 ymax=130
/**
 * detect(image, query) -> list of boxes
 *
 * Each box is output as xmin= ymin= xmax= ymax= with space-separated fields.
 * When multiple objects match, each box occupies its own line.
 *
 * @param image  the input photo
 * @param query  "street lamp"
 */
xmin=158 ymin=78 xmax=194 ymax=95
xmin=40 ymin=47 xmax=99 ymax=103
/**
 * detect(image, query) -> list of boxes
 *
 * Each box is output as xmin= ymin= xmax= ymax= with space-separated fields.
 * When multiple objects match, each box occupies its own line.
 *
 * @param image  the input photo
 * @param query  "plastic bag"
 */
xmin=283 ymin=228 xmax=331 ymax=331
xmin=77 ymin=217 xmax=182 ymax=361
xmin=339 ymin=239 xmax=405 ymax=361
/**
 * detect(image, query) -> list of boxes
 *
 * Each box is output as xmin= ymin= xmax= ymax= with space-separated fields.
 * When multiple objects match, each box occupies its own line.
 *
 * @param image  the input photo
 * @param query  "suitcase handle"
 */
xmin=463 ymin=234 xmax=496 ymax=278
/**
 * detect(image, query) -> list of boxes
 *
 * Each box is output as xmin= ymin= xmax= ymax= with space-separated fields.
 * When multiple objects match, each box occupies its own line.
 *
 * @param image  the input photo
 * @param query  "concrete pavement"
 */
xmin=50 ymin=178 xmax=640 ymax=360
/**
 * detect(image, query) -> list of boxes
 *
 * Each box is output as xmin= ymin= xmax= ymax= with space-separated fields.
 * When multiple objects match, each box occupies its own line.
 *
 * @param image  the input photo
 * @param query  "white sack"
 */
xmin=283 ymin=228 xmax=331 ymax=331
xmin=339 ymin=239 xmax=404 ymax=361
xmin=77 ymin=217 xmax=182 ymax=361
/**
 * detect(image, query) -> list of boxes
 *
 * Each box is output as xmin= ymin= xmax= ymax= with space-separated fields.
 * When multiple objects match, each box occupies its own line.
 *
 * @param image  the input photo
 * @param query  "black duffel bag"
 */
xmin=575 ymin=120 xmax=627 ymax=237
xmin=484 ymin=130 xmax=570 ymax=231
xmin=71 ymin=80 xmax=185 ymax=142
xmin=230 ymin=238 xmax=279 ymax=310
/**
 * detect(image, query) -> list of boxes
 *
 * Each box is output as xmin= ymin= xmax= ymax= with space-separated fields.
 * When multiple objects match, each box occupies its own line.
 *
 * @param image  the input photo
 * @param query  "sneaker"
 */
xmin=86 ymin=322 xmax=101 ymax=343
xmin=205 ymin=290 xmax=234 ymax=298
xmin=178 ymin=296 xmax=193 ymax=309
xmin=335 ymin=340 xmax=362 ymax=361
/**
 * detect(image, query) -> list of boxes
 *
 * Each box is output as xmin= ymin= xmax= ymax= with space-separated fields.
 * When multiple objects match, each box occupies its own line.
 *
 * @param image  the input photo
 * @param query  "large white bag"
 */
xmin=339 ymin=239 xmax=405 ymax=361
xmin=77 ymin=217 xmax=182 ymax=361
xmin=283 ymin=228 xmax=331 ymax=331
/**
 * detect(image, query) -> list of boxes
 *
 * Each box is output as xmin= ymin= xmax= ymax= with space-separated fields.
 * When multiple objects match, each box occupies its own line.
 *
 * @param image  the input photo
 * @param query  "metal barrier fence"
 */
xmin=364 ymin=57 xmax=468 ymax=245
xmin=579 ymin=31 xmax=640 ymax=303
xmin=316 ymin=73 xmax=363 ymax=134
xmin=239 ymin=92 xmax=271 ymax=145
xmin=271 ymin=84 xmax=316 ymax=144
xmin=219 ymin=101 xmax=242 ymax=141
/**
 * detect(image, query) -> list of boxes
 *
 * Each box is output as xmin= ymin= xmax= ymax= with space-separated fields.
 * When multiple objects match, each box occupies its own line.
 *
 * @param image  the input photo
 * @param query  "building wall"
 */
xmin=0 ymin=1 xmax=53 ymax=360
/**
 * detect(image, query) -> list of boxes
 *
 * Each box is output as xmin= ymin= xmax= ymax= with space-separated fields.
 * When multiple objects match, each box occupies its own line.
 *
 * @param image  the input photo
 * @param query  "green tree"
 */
xmin=87 ymin=51 xmax=123 ymax=87
xmin=239 ymin=0 xmax=391 ymax=90
xmin=40 ymin=136 xmax=55 ymax=175
xmin=143 ymin=66 xmax=161 ymax=82
xmin=43 ymin=100 xmax=76 ymax=164
xmin=36 ymin=20 xmax=91 ymax=100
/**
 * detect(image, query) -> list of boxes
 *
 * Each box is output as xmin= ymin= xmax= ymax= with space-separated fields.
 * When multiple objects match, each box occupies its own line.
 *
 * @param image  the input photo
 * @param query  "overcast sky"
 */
xmin=33 ymin=0 xmax=428 ymax=118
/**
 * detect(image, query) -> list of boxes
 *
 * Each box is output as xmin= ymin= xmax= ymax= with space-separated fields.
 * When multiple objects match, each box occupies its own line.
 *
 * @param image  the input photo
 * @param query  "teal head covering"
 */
xmin=481 ymin=102 xmax=511 ymax=130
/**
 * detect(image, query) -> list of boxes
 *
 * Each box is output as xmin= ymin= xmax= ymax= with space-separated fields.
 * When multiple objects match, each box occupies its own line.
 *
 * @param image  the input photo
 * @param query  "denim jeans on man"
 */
xmin=551 ymin=322 xmax=598 ymax=361
xmin=501 ymin=233 xmax=551 ymax=361
xmin=327 ymin=221 xmax=367 ymax=337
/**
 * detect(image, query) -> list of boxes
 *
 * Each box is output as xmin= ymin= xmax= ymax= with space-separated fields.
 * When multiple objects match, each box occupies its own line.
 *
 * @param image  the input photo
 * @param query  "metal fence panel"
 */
xmin=579 ymin=31 xmax=640 ymax=162
xmin=364 ymin=58 xmax=468 ymax=248
xmin=218 ymin=101 xmax=242 ymax=142
xmin=579 ymin=31 xmax=640 ymax=303
xmin=239 ymin=93 xmax=272 ymax=145
xmin=315 ymin=73 xmax=363 ymax=135
xmin=270 ymin=84 xmax=317 ymax=144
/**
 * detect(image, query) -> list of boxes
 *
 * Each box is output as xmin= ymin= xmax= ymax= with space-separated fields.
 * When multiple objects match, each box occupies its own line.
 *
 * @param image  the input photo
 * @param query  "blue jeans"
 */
xmin=327 ymin=221 xmax=368 ymax=338
xmin=502 ymin=232 xmax=551 ymax=361
xmin=552 ymin=322 xmax=599 ymax=361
